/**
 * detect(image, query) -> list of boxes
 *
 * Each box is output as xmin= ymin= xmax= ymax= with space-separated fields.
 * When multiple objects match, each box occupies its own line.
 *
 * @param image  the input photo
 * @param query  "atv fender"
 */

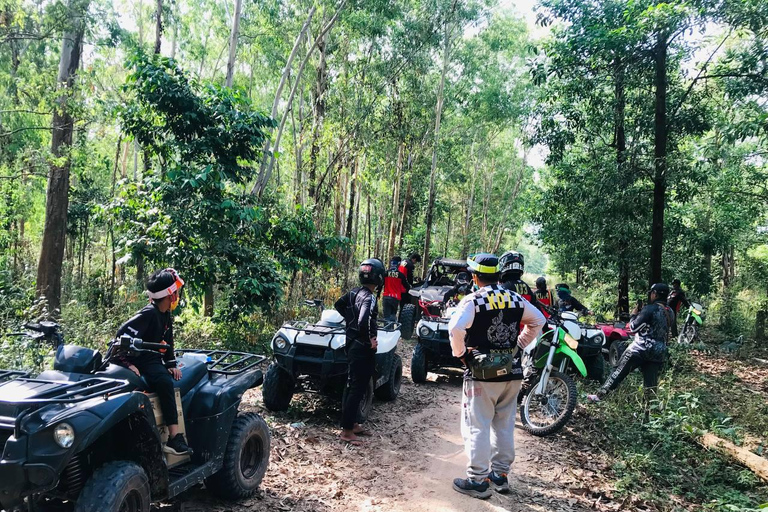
xmin=374 ymin=351 xmax=394 ymax=389
xmin=557 ymin=344 xmax=588 ymax=377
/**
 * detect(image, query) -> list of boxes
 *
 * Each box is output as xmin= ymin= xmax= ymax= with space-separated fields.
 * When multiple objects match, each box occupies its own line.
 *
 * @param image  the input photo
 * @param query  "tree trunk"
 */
xmin=650 ymin=32 xmax=668 ymax=285
xmin=308 ymin=35 xmax=329 ymax=202
xmin=154 ymin=0 xmax=163 ymax=54
xmin=225 ymin=0 xmax=243 ymax=87
xmin=253 ymin=1 xmax=345 ymax=197
xmin=204 ymin=284 xmax=214 ymax=317
xmin=386 ymin=143 xmax=404 ymax=260
xmin=462 ymin=151 xmax=477 ymax=259
xmin=422 ymin=18 xmax=452 ymax=278
xmin=36 ymin=0 xmax=89 ymax=313
xmin=614 ymin=58 xmax=630 ymax=314
xmin=397 ymin=173 xmax=412 ymax=252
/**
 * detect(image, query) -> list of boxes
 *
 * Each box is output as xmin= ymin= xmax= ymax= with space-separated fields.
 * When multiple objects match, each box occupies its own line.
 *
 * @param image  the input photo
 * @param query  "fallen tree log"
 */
xmin=692 ymin=429 xmax=768 ymax=482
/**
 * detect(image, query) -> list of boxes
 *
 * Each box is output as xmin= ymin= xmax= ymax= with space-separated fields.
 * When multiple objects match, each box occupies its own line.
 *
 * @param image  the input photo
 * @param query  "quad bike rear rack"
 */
xmin=175 ymin=350 xmax=267 ymax=376
xmin=0 ymin=370 xmax=29 ymax=383
xmin=0 ymin=377 xmax=131 ymax=406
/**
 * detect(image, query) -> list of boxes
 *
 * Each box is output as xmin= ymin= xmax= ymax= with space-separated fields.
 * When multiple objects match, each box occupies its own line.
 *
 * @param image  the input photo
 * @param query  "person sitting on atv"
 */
xmin=443 ymin=271 xmax=472 ymax=305
xmin=588 ymin=283 xmax=674 ymax=404
xmin=533 ymin=277 xmax=557 ymax=318
xmin=111 ymin=268 xmax=191 ymax=455
xmin=334 ymin=258 xmax=385 ymax=446
xmin=555 ymin=283 xmax=591 ymax=316
xmin=498 ymin=251 xmax=549 ymax=316
xmin=383 ymin=257 xmax=409 ymax=322
xmin=667 ymin=278 xmax=690 ymax=337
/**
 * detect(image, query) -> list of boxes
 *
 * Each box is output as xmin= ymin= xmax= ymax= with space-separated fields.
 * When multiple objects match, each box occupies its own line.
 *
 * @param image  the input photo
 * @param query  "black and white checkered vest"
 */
xmin=465 ymin=284 xmax=526 ymax=379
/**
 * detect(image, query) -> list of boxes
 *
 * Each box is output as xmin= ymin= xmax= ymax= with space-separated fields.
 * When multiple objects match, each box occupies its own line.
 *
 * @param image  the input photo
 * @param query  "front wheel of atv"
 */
xmin=375 ymin=354 xmax=403 ymax=401
xmin=411 ymin=343 xmax=429 ymax=384
xmin=262 ymin=363 xmax=295 ymax=411
xmin=342 ymin=376 xmax=374 ymax=423
xmin=399 ymin=304 xmax=417 ymax=340
xmin=583 ymin=353 xmax=605 ymax=382
xmin=609 ymin=340 xmax=627 ymax=367
xmin=75 ymin=461 xmax=150 ymax=512
xmin=206 ymin=412 xmax=271 ymax=499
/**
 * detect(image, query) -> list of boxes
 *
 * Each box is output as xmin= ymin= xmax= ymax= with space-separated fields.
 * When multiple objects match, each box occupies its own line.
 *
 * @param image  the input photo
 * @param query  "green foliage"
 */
xmin=115 ymin=52 xmax=345 ymax=318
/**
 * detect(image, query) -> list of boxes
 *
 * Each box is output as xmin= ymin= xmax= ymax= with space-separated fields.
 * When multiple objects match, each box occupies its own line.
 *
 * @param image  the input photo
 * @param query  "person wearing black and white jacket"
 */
xmin=334 ymin=258 xmax=385 ymax=446
xmin=589 ymin=283 xmax=674 ymax=403
xmin=448 ymin=253 xmax=545 ymax=499
xmin=112 ymin=268 xmax=190 ymax=455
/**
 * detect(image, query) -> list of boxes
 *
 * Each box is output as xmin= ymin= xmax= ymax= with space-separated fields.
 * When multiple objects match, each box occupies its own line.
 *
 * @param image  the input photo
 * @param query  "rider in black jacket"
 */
xmin=589 ymin=283 xmax=673 ymax=403
xmin=667 ymin=279 xmax=690 ymax=337
xmin=334 ymin=258 xmax=385 ymax=445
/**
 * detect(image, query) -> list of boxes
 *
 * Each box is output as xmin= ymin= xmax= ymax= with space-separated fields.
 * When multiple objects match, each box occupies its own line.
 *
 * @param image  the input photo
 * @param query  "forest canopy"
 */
xmin=0 ymin=0 xmax=766 ymax=343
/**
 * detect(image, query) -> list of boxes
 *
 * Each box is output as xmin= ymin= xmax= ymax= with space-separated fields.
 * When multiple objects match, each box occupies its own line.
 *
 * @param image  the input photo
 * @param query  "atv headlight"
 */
xmin=418 ymin=325 xmax=432 ymax=338
xmin=53 ymin=423 xmax=75 ymax=448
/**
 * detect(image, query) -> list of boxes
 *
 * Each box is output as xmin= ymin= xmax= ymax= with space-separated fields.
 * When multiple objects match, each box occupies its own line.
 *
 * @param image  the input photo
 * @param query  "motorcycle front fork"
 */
xmin=534 ymin=342 xmax=559 ymax=395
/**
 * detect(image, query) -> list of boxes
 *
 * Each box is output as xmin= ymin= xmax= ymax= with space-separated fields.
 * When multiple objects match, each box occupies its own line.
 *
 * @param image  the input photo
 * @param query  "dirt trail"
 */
xmin=176 ymin=342 xmax=616 ymax=512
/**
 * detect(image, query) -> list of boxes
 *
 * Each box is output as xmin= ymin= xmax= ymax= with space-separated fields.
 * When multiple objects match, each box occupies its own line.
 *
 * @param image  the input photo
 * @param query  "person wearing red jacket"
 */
xmin=383 ymin=257 xmax=409 ymax=321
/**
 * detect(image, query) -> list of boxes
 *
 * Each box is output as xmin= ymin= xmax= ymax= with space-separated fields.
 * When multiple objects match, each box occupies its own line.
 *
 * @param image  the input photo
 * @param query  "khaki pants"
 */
xmin=461 ymin=378 xmax=522 ymax=482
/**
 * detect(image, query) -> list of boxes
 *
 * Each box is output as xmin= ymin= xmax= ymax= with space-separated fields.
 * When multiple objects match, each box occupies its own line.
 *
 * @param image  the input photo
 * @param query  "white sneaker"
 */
xmin=587 ymin=394 xmax=601 ymax=403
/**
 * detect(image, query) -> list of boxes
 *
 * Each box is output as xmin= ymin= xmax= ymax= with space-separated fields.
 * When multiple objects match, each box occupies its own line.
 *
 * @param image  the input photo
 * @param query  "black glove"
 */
xmin=461 ymin=348 xmax=483 ymax=366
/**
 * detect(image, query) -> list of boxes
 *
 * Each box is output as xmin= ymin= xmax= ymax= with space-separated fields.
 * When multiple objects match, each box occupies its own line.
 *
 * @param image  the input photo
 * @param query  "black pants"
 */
xmin=600 ymin=342 xmax=665 ymax=397
xmin=341 ymin=343 xmax=376 ymax=430
xmin=382 ymin=296 xmax=399 ymax=322
xmin=136 ymin=359 xmax=178 ymax=425
xmin=670 ymin=311 xmax=679 ymax=337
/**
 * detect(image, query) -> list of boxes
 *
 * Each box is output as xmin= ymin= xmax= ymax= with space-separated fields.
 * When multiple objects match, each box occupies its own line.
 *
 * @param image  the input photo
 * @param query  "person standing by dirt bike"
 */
xmin=383 ymin=257 xmax=409 ymax=321
xmin=667 ymin=278 xmax=690 ymax=337
xmin=498 ymin=251 xmax=550 ymax=316
xmin=588 ymin=283 xmax=674 ymax=404
xmin=110 ymin=268 xmax=191 ymax=455
xmin=556 ymin=283 xmax=591 ymax=316
xmin=533 ymin=277 xmax=557 ymax=318
xmin=334 ymin=258 xmax=385 ymax=446
xmin=448 ymin=253 xmax=545 ymax=499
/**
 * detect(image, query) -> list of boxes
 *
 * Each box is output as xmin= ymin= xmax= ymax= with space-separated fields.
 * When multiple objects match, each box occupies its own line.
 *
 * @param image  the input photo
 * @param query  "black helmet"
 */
xmin=359 ymin=258 xmax=385 ymax=286
xmin=535 ymin=276 xmax=547 ymax=290
xmin=499 ymin=251 xmax=524 ymax=277
xmin=650 ymin=283 xmax=670 ymax=301
xmin=467 ymin=253 xmax=499 ymax=276
xmin=456 ymin=271 xmax=470 ymax=285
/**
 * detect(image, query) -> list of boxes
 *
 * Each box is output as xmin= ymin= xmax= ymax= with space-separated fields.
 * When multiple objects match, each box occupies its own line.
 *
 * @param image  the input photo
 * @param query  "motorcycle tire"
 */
xmin=519 ymin=369 xmax=577 ymax=437
xmin=399 ymin=304 xmax=417 ymax=340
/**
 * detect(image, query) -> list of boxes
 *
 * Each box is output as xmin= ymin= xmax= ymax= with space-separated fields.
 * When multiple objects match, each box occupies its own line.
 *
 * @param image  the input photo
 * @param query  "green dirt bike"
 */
xmin=519 ymin=313 xmax=588 ymax=437
xmin=678 ymin=302 xmax=705 ymax=344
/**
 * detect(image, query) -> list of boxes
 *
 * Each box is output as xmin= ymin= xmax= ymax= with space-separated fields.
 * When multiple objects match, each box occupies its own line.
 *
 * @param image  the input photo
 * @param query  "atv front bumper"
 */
xmin=416 ymin=336 xmax=462 ymax=368
xmin=273 ymin=345 xmax=349 ymax=381
xmin=0 ymin=439 xmax=58 ymax=511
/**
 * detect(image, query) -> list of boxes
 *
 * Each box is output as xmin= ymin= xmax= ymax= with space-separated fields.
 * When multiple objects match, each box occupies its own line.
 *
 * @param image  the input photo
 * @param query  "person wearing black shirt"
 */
xmin=667 ymin=279 xmax=690 ymax=337
xmin=589 ymin=283 xmax=674 ymax=403
xmin=112 ymin=268 xmax=191 ymax=455
xmin=334 ymin=258 xmax=385 ymax=445
xmin=556 ymin=283 xmax=591 ymax=315
xmin=443 ymin=271 xmax=472 ymax=304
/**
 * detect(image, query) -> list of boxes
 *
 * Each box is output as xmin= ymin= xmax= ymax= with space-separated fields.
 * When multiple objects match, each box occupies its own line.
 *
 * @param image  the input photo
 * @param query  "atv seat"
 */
xmin=96 ymin=357 xmax=208 ymax=397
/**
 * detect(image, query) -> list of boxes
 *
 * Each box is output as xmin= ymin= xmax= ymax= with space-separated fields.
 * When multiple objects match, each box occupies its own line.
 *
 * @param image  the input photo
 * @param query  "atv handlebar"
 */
xmin=111 ymin=334 xmax=168 ymax=353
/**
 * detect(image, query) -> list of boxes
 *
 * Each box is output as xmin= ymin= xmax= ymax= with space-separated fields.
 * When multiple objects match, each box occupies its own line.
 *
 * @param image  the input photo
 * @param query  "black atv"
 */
xmin=0 ymin=322 xmax=270 ymax=512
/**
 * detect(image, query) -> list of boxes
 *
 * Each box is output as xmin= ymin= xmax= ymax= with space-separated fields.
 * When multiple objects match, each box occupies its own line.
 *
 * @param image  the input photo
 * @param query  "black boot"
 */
xmin=164 ymin=433 xmax=192 ymax=455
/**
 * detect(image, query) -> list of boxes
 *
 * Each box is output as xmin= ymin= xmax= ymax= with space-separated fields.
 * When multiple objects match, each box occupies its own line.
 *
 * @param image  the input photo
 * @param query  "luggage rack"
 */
xmin=0 ymin=377 xmax=130 ymax=405
xmin=175 ymin=350 xmax=266 ymax=375
xmin=0 ymin=370 xmax=29 ymax=383
xmin=281 ymin=319 xmax=401 ymax=336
